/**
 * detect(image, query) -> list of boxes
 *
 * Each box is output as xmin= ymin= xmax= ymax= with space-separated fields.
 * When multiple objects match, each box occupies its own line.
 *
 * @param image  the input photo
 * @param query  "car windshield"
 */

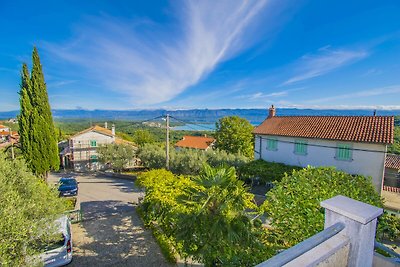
xmin=60 ymin=179 xmax=77 ymax=186
xmin=34 ymin=234 xmax=65 ymax=251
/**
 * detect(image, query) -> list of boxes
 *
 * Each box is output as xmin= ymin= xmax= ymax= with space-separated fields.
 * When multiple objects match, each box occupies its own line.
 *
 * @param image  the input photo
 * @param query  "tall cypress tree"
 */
xmin=18 ymin=47 xmax=59 ymax=177
xmin=18 ymin=64 xmax=33 ymax=167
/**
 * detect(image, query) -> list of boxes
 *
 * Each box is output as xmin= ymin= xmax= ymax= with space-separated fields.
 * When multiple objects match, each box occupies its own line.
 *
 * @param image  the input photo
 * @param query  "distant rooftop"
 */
xmin=175 ymin=135 xmax=215 ymax=150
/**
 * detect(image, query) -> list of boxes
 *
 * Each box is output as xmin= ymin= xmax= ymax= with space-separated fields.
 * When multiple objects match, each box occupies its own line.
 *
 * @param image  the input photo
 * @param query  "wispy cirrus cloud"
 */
xmin=307 ymin=85 xmax=400 ymax=103
xmin=237 ymin=87 xmax=304 ymax=101
xmin=282 ymin=46 xmax=368 ymax=86
xmin=43 ymin=0 xmax=272 ymax=106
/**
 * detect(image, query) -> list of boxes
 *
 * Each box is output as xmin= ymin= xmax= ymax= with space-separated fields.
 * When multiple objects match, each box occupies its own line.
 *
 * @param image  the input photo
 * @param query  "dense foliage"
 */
xmin=262 ymin=167 xmax=385 ymax=247
xmin=0 ymin=154 xmax=67 ymax=265
xmin=133 ymin=129 xmax=155 ymax=146
xmin=18 ymin=47 xmax=59 ymax=176
xmin=137 ymin=167 xmax=274 ymax=266
xmin=387 ymin=126 xmax=400 ymax=154
xmin=237 ymin=159 xmax=301 ymax=184
xmin=215 ymin=116 xmax=254 ymax=158
xmin=137 ymin=144 xmax=249 ymax=174
xmin=97 ymin=143 xmax=136 ymax=172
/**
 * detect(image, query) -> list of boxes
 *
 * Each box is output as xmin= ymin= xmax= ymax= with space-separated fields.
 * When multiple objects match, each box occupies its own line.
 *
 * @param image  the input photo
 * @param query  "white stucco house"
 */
xmin=60 ymin=123 xmax=136 ymax=171
xmin=253 ymin=106 xmax=394 ymax=192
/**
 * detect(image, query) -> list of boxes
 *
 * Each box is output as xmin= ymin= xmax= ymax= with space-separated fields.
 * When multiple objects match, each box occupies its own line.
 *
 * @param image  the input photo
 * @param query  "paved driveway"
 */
xmin=49 ymin=172 xmax=170 ymax=266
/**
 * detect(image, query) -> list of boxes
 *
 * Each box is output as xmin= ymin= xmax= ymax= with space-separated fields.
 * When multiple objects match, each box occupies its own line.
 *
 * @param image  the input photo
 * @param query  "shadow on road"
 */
xmin=71 ymin=200 xmax=170 ymax=266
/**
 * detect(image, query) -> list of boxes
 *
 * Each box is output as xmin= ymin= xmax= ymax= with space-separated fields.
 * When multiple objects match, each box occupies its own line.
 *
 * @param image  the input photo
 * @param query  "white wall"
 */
xmin=71 ymin=131 xmax=114 ymax=171
xmin=254 ymin=135 xmax=387 ymax=192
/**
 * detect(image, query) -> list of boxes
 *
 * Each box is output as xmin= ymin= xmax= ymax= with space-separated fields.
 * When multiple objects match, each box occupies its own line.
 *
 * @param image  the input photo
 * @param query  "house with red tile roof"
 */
xmin=253 ymin=105 xmax=394 ymax=193
xmin=383 ymin=154 xmax=400 ymax=192
xmin=60 ymin=123 xmax=136 ymax=171
xmin=175 ymin=135 xmax=215 ymax=151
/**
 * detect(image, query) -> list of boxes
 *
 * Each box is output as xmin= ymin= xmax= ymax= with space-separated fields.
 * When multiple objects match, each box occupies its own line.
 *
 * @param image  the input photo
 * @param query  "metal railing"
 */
xmin=374 ymin=241 xmax=400 ymax=263
xmin=65 ymin=209 xmax=83 ymax=224
xmin=256 ymin=222 xmax=345 ymax=267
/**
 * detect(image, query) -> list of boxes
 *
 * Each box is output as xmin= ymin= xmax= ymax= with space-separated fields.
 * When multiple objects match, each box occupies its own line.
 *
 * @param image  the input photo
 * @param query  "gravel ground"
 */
xmin=49 ymin=172 xmax=171 ymax=267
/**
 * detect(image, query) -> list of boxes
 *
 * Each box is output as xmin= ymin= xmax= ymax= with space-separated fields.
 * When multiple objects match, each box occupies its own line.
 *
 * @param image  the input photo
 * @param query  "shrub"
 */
xmin=263 ymin=166 xmax=384 ymax=247
xmin=137 ymin=144 xmax=249 ymax=175
xmin=0 ymin=154 xmax=68 ymax=265
xmin=137 ymin=144 xmax=166 ymax=169
xmin=137 ymin=166 xmax=275 ymax=266
xmin=237 ymin=159 xmax=301 ymax=184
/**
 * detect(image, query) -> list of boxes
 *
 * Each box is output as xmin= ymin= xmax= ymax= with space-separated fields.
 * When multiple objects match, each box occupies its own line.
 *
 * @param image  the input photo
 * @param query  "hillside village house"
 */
xmin=175 ymin=135 xmax=215 ymax=151
xmin=60 ymin=123 xmax=136 ymax=171
xmin=384 ymin=154 xmax=400 ymax=192
xmin=253 ymin=105 xmax=394 ymax=193
xmin=0 ymin=124 xmax=19 ymax=147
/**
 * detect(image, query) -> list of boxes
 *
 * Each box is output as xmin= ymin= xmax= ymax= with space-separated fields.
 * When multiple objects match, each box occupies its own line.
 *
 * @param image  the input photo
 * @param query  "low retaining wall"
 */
xmin=100 ymin=171 xmax=137 ymax=181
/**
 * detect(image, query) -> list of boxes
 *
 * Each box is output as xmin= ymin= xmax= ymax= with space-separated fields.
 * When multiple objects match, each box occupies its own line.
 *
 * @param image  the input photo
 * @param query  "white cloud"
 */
xmin=307 ymin=85 xmax=400 ymax=103
xmin=236 ymin=87 xmax=304 ymax=101
xmin=43 ymin=0 xmax=269 ymax=106
xmin=282 ymin=47 xmax=368 ymax=85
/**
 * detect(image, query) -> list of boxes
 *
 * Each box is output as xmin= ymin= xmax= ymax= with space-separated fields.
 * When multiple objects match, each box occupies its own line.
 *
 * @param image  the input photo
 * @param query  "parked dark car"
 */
xmin=58 ymin=177 xmax=78 ymax=197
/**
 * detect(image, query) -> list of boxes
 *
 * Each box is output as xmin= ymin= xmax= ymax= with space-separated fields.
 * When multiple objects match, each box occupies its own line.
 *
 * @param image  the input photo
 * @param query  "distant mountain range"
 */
xmin=1 ymin=108 xmax=399 ymax=125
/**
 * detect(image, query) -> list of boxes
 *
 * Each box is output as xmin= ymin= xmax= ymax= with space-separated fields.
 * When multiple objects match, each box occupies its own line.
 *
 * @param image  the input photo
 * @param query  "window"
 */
xmin=90 ymin=140 xmax=97 ymax=147
xmin=294 ymin=140 xmax=307 ymax=155
xmin=266 ymin=138 xmax=278 ymax=151
xmin=90 ymin=155 xmax=98 ymax=162
xmin=336 ymin=144 xmax=352 ymax=161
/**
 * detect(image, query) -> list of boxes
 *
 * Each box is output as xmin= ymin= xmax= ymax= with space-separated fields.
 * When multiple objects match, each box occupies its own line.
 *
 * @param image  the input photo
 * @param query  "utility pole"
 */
xmin=9 ymin=126 xmax=15 ymax=160
xmin=166 ymin=114 xmax=170 ymax=170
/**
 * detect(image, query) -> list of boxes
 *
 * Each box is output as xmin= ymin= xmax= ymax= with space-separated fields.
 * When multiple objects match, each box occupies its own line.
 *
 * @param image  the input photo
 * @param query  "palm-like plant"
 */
xmin=175 ymin=165 xmax=263 ymax=266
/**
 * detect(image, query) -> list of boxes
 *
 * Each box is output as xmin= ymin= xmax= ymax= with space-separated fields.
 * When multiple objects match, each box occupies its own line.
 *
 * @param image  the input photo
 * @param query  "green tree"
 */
xmin=0 ymin=154 xmax=67 ymax=265
xmin=262 ymin=167 xmax=384 ymax=248
xmin=137 ymin=143 xmax=166 ymax=169
xmin=97 ymin=143 xmax=135 ymax=172
xmin=387 ymin=126 xmax=400 ymax=154
xmin=138 ymin=167 xmax=273 ymax=266
xmin=215 ymin=116 xmax=254 ymax=158
xmin=174 ymin=165 xmax=269 ymax=266
xmin=133 ymin=129 xmax=155 ymax=146
xmin=18 ymin=47 xmax=59 ymax=177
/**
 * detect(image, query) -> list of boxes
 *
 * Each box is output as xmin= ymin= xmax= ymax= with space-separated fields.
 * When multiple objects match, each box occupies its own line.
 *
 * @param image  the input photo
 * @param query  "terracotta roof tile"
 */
xmin=70 ymin=125 xmax=113 ymax=138
xmin=253 ymin=116 xmax=394 ymax=144
xmin=385 ymin=154 xmax=400 ymax=169
xmin=175 ymin=136 xmax=215 ymax=150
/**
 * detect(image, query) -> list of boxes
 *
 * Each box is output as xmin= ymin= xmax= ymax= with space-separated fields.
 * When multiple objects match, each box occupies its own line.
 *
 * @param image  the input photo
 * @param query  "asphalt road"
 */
xmin=49 ymin=172 xmax=171 ymax=267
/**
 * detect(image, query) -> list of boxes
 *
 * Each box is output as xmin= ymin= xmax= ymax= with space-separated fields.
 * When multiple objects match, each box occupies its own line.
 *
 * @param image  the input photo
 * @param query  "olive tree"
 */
xmin=0 ymin=154 xmax=67 ymax=265
xmin=97 ymin=143 xmax=136 ymax=172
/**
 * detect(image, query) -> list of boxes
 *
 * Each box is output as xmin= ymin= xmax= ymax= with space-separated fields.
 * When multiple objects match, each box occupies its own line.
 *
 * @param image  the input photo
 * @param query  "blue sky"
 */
xmin=1 ymin=0 xmax=400 ymax=111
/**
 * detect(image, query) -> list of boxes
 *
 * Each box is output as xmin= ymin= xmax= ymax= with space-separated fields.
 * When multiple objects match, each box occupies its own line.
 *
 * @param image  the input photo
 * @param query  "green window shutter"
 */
xmin=294 ymin=140 xmax=307 ymax=155
xmin=336 ymin=144 xmax=352 ymax=160
xmin=90 ymin=140 xmax=97 ymax=147
xmin=90 ymin=155 xmax=98 ymax=162
xmin=266 ymin=138 xmax=278 ymax=151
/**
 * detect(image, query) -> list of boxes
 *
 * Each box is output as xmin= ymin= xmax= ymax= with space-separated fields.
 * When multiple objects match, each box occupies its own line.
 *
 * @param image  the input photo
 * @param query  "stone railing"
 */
xmin=256 ymin=195 xmax=399 ymax=267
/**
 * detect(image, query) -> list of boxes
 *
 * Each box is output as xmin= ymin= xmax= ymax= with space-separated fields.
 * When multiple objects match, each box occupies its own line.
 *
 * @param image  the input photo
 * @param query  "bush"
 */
xmin=170 ymin=149 xmax=207 ymax=175
xmin=0 ymin=154 xmax=68 ymax=265
xmin=137 ymin=144 xmax=249 ymax=175
xmin=137 ymin=144 xmax=166 ymax=169
xmin=263 ymin=166 xmax=384 ymax=247
xmin=237 ymin=159 xmax=301 ymax=184
xmin=137 ymin=166 xmax=275 ymax=266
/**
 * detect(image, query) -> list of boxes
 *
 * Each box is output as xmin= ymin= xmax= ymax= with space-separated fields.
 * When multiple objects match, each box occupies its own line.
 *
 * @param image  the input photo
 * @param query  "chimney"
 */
xmin=373 ymin=110 xmax=377 ymax=116
xmin=268 ymin=105 xmax=276 ymax=118
xmin=111 ymin=124 xmax=115 ymax=136
xmin=104 ymin=122 xmax=108 ymax=129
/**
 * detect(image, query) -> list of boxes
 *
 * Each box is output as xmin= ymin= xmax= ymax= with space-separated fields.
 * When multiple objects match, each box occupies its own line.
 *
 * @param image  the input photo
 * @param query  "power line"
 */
xmin=169 ymin=116 xmax=215 ymax=131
